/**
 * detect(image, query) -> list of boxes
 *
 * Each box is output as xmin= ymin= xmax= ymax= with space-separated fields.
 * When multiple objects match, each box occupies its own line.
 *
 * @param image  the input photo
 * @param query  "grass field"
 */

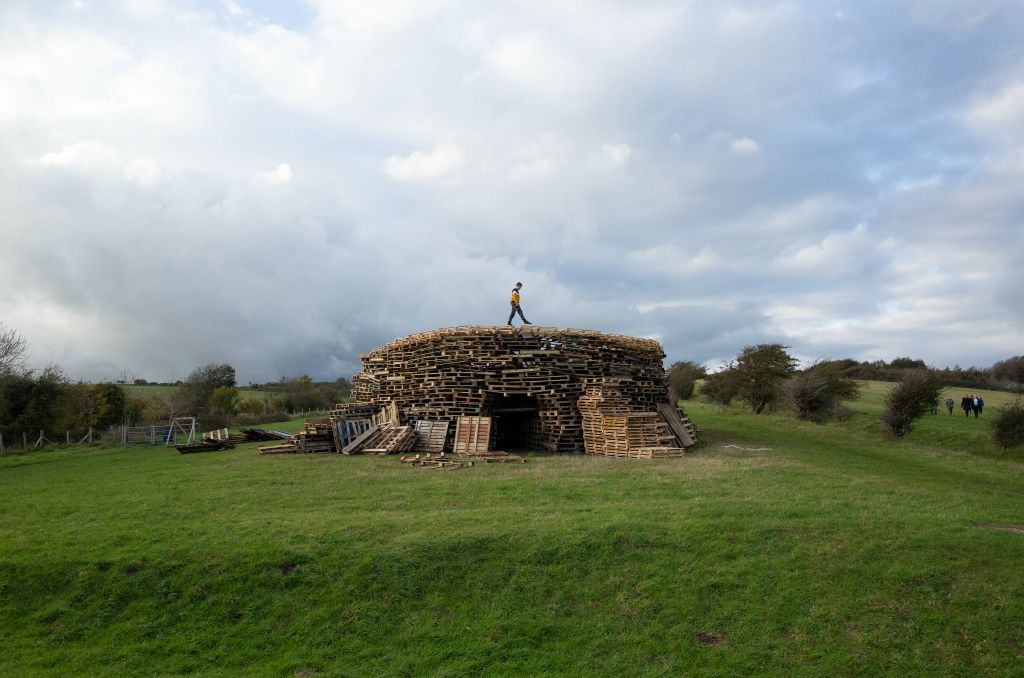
xmin=122 ymin=384 xmax=276 ymax=404
xmin=1 ymin=382 xmax=1022 ymax=676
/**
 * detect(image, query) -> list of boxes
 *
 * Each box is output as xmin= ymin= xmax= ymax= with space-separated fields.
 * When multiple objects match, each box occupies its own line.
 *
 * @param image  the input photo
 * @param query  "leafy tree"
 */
xmin=0 ymin=365 xmax=68 ymax=439
xmin=54 ymin=383 xmax=123 ymax=432
xmin=667 ymin=360 xmax=707 ymax=401
xmin=173 ymin=363 xmax=236 ymax=414
xmin=881 ymin=369 xmax=943 ymax=438
xmin=991 ymin=356 xmax=1024 ymax=389
xmin=209 ymin=386 xmax=241 ymax=416
xmin=700 ymin=363 xmax=741 ymax=406
xmin=785 ymin=363 xmax=860 ymax=423
xmin=734 ymin=344 xmax=799 ymax=414
xmin=890 ymin=357 xmax=928 ymax=370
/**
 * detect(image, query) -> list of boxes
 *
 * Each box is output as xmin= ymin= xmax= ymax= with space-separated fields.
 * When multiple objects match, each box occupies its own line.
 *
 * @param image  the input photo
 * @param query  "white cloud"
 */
xmin=1 ymin=1 xmax=1023 ymax=381
xmin=383 ymin=146 xmax=462 ymax=182
xmin=966 ymin=79 xmax=1024 ymax=141
xmin=259 ymin=163 xmax=294 ymax=184
xmin=39 ymin=140 xmax=120 ymax=168
xmin=124 ymin=156 xmax=160 ymax=187
xmin=596 ymin=143 xmax=632 ymax=168
xmin=729 ymin=136 xmax=761 ymax=154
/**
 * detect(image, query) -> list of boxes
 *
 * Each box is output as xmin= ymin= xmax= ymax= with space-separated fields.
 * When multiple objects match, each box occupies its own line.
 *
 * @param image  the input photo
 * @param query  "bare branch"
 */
xmin=0 ymin=322 xmax=27 ymax=375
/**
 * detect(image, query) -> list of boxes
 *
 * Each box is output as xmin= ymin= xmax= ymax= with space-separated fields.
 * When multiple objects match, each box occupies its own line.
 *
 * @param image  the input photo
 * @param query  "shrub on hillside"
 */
xmin=882 ymin=369 xmax=943 ymax=438
xmin=991 ymin=400 xmax=1024 ymax=449
xmin=701 ymin=365 xmax=741 ymax=406
xmin=667 ymin=360 xmax=707 ymax=401
xmin=785 ymin=365 xmax=860 ymax=423
xmin=734 ymin=344 xmax=799 ymax=414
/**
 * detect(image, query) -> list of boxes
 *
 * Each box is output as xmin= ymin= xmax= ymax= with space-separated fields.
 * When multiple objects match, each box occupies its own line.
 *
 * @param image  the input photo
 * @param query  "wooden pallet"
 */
xmin=258 ymin=443 xmax=299 ymax=455
xmin=656 ymin=402 xmax=698 ymax=447
xmin=400 ymin=453 xmax=471 ymax=469
xmin=333 ymin=418 xmax=374 ymax=453
xmin=414 ymin=420 xmax=450 ymax=453
xmin=454 ymin=416 xmax=491 ymax=455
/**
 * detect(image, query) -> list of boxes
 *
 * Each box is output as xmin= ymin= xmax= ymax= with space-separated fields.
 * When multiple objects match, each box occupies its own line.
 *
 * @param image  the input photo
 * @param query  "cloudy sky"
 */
xmin=2 ymin=0 xmax=1023 ymax=383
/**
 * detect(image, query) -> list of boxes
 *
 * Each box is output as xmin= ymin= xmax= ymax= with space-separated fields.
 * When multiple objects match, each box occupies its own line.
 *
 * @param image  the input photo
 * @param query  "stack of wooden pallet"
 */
xmin=578 ymin=381 xmax=686 ymax=458
xmin=293 ymin=420 xmax=335 ymax=453
xmin=351 ymin=326 xmax=672 ymax=453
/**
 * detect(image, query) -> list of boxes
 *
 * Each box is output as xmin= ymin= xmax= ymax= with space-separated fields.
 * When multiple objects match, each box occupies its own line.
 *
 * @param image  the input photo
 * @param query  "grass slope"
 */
xmin=1 ymin=382 xmax=1022 ymax=676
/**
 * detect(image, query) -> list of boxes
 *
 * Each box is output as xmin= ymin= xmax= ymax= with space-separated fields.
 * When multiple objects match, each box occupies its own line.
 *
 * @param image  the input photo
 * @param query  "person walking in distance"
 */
xmin=945 ymin=396 xmax=954 ymax=415
xmin=961 ymin=395 xmax=971 ymax=417
xmin=507 ymin=282 xmax=532 ymax=326
xmin=930 ymin=396 xmax=939 ymax=415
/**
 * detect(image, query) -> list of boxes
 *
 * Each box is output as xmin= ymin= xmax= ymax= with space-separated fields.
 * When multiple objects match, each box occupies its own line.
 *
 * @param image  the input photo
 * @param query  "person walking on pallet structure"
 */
xmin=507 ymin=281 xmax=533 ymax=326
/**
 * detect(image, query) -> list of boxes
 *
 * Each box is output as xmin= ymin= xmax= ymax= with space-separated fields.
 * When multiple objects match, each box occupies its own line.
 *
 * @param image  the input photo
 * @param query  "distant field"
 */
xmin=122 ymin=384 xmax=277 ymax=404
xmin=1 ymin=381 xmax=1022 ymax=675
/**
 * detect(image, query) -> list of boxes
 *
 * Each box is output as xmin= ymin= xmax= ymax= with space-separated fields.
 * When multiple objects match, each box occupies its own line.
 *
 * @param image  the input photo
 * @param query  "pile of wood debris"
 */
xmin=180 ymin=427 xmax=291 ymax=453
xmin=257 ymin=402 xmax=526 ymax=468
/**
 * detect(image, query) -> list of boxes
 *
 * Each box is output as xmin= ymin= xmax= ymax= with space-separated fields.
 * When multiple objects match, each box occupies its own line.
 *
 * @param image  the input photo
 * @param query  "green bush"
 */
xmin=882 ymin=370 xmax=943 ymax=438
xmin=667 ymin=360 xmax=706 ymax=401
xmin=786 ymin=364 xmax=860 ymax=423
xmin=701 ymin=366 xmax=741 ymax=406
xmin=991 ymin=399 xmax=1024 ymax=448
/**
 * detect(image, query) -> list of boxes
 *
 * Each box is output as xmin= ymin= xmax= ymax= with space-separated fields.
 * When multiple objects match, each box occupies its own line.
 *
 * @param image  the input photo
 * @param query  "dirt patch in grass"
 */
xmin=696 ymin=631 xmax=726 ymax=646
xmin=279 ymin=562 xmax=297 ymax=575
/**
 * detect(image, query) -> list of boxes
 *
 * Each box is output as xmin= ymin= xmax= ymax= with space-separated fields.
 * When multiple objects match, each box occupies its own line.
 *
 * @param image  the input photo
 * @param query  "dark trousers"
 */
xmin=507 ymin=302 xmax=528 ymax=324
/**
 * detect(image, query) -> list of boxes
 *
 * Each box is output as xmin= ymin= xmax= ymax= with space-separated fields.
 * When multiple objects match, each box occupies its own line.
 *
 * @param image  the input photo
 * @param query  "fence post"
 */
xmin=89 ymin=427 xmax=93 ymax=444
xmin=0 ymin=433 xmax=4 ymax=453
xmin=151 ymin=426 xmax=155 ymax=445
xmin=66 ymin=431 xmax=71 ymax=446
xmin=23 ymin=432 xmax=27 ymax=448
xmin=122 ymin=425 xmax=127 ymax=446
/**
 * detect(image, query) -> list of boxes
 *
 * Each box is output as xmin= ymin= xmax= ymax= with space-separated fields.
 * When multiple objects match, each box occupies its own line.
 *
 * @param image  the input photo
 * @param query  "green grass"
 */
xmin=1 ymin=382 xmax=1023 ymax=676
xmin=122 ymin=384 xmax=276 ymax=404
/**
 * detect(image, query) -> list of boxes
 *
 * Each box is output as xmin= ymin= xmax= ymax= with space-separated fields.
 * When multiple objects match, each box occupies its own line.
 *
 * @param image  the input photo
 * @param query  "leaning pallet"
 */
xmin=332 ymin=417 xmax=374 ymax=453
xmin=453 ymin=416 xmax=491 ymax=455
xmin=413 ymin=420 xmax=450 ymax=453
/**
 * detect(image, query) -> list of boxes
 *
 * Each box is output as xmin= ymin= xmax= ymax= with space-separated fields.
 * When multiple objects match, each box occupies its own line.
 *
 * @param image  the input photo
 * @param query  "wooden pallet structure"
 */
xmin=578 ymin=381 xmax=688 ymax=458
xmin=349 ymin=326 xmax=690 ymax=456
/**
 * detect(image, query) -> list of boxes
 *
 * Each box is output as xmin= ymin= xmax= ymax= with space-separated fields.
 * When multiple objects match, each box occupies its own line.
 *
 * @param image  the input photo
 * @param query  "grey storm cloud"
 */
xmin=1 ymin=0 xmax=1023 ymax=383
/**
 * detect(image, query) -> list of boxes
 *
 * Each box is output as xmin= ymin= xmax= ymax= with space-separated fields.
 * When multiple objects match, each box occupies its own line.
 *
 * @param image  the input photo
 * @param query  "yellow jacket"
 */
xmin=510 ymin=289 xmax=521 ymax=304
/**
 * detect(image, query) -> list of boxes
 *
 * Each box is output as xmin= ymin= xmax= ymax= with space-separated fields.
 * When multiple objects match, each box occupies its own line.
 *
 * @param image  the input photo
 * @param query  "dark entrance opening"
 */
xmin=485 ymin=393 xmax=541 ymax=451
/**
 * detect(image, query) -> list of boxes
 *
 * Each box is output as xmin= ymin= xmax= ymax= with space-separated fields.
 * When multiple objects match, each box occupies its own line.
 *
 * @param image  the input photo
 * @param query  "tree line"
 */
xmin=669 ymin=345 xmax=1024 ymax=448
xmin=0 ymin=323 xmax=350 ymax=445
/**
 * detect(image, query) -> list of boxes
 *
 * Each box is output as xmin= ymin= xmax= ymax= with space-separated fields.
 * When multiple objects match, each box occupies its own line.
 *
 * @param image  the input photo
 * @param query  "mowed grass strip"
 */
xmin=1 ymin=384 xmax=1023 ymax=676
